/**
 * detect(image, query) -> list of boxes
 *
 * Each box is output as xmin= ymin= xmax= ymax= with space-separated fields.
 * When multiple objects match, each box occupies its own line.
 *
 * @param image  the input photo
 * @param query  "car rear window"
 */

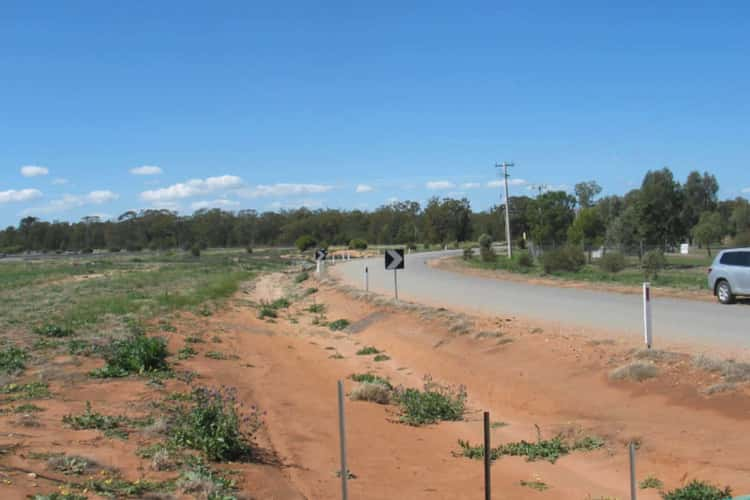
xmin=720 ymin=251 xmax=750 ymax=267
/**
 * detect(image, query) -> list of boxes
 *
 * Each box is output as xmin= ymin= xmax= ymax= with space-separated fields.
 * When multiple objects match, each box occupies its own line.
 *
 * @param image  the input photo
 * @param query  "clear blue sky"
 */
xmin=2 ymin=1 xmax=748 ymax=226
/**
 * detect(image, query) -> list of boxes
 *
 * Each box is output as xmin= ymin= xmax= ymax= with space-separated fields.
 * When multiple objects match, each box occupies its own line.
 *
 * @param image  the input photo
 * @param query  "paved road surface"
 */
xmin=333 ymin=251 xmax=749 ymax=347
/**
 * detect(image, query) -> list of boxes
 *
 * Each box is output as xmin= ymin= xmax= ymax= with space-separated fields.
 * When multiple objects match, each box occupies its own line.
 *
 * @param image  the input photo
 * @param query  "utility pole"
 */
xmin=495 ymin=162 xmax=515 ymax=259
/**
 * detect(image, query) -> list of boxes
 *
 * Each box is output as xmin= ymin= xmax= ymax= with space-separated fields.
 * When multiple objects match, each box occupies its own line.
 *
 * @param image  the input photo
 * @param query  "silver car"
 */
xmin=708 ymin=248 xmax=750 ymax=304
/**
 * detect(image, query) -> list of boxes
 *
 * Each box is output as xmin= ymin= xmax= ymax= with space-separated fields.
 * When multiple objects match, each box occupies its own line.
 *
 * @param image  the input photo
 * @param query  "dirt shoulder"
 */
xmin=432 ymin=256 xmax=714 ymax=302
xmin=3 ymin=267 xmax=748 ymax=499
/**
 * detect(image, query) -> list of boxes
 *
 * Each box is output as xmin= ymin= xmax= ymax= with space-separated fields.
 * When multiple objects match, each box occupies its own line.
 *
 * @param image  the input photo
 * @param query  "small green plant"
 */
xmin=0 ymin=382 xmax=51 ymax=401
xmin=62 ymin=401 xmax=129 ymax=439
xmin=295 ymin=235 xmax=317 ymax=252
xmin=356 ymin=346 xmax=380 ymax=355
xmin=305 ymin=287 xmax=318 ymax=295
xmin=520 ymin=480 xmax=549 ymax=491
xmin=14 ymin=403 xmax=45 ymax=413
xmin=639 ymin=475 xmax=663 ymax=489
xmin=67 ymin=339 xmax=95 ymax=356
xmin=32 ymin=493 xmax=88 ymax=500
xmin=258 ymin=305 xmax=278 ymax=319
xmin=191 ymin=244 xmax=202 ymax=257
xmin=169 ymin=386 xmax=259 ymax=462
xmin=662 ymin=480 xmax=731 ymax=500
xmin=33 ymin=338 xmax=63 ymax=350
xmin=271 ymin=297 xmax=291 ymax=309
xmin=34 ymin=323 xmax=74 ymax=337
xmin=0 ymin=346 xmax=28 ymax=373
xmin=177 ymin=458 xmax=238 ymax=498
xmin=47 ymin=454 xmax=94 ymax=475
xmin=185 ymin=335 xmax=205 ymax=344
xmin=328 ymin=319 xmax=350 ymax=331
xmin=497 ymin=435 xmax=569 ymax=463
xmin=307 ymin=303 xmax=326 ymax=314
xmin=349 ymin=373 xmax=392 ymax=388
xmin=82 ymin=474 xmax=170 ymax=497
xmin=572 ymin=436 xmax=605 ymax=451
xmin=178 ymin=346 xmax=197 ymax=360
xmin=394 ymin=376 xmax=466 ymax=426
xmin=463 ymin=247 xmax=474 ymax=260
xmin=91 ymin=335 xmax=169 ymax=378
xmin=373 ymin=354 xmax=391 ymax=362
xmin=206 ymin=351 xmax=234 ymax=360
xmin=294 ymin=271 xmax=310 ymax=283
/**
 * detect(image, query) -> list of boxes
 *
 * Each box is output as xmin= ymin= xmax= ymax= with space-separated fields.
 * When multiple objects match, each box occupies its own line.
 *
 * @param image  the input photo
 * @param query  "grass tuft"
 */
xmin=356 ymin=346 xmax=380 ymax=355
xmin=394 ymin=376 xmax=466 ymax=426
xmin=91 ymin=334 xmax=169 ymax=378
xmin=328 ymin=319 xmax=350 ymax=331
xmin=609 ymin=362 xmax=658 ymax=382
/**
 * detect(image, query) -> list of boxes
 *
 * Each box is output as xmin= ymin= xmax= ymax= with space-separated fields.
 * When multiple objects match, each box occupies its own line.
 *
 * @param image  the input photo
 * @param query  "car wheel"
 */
xmin=716 ymin=280 xmax=735 ymax=305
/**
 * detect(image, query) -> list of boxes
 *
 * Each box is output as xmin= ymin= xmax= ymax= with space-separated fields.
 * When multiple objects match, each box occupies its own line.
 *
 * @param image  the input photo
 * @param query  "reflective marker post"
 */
xmin=393 ymin=269 xmax=398 ymax=302
xmin=337 ymin=381 xmax=349 ymax=500
xmin=643 ymin=282 xmax=652 ymax=349
xmin=364 ymin=265 xmax=369 ymax=292
xmin=629 ymin=442 xmax=637 ymax=500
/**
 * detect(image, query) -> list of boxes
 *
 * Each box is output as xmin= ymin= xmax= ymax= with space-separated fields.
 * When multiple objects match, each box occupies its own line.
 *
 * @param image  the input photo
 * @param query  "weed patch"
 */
xmin=373 ymin=354 xmax=391 ymax=362
xmin=294 ymin=272 xmax=310 ymax=284
xmin=258 ymin=305 xmax=278 ymax=319
xmin=520 ymin=480 xmax=548 ymax=491
xmin=350 ymin=373 xmax=392 ymax=388
xmin=307 ymin=303 xmax=326 ymax=314
xmin=91 ymin=334 xmax=169 ymax=378
xmin=0 ymin=382 xmax=51 ymax=401
xmin=0 ymin=346 xmax=28 ymax=374
xmin=639 ymin=475 xmax=663 ymax=489
xmin=394 ymin=376 xmax=466 ymax=426
xmin=177 ymin=458 xmax=238 ymax=499
xmin=169 ymin=386 xmax=260 ymax=462
xmin=662 ymin=480 xmax=731 ymax=500
xmin=62 ymin=402 xmax=137 ymax=439
xmin=34 ymin=324 xmax=74 ymax=338
xmin=356 ymin=346 xmax=380 ymax=355
xmin=328 ymin=319 xmax=350 ymax=331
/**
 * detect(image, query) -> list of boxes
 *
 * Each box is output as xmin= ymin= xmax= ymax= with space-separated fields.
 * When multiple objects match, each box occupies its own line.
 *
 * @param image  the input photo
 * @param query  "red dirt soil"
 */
xmin=2 ymin=269 xmax=748 ymax=499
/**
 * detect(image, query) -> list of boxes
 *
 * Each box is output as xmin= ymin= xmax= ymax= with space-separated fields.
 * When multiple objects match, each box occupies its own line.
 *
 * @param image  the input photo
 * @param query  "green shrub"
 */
xmin=541 ymin=245 xmax=585 ymax=273
xmin=639 ymin=476 xmax=663 ymax=489
xmin=62 ymin=401 xmax=127 ymax=438
xmin=178 ymin=346 xmax=197 ymax=360
xmin=348 ymin=239 xmax=368 ymax=250
xmin=246 ymin=247 xmax=253 ymax=254
xmin=463 ymin=247 xmax=474 ymax=260
xmin=92 ymin=335 xmax=169 ymax=378
xmin=258 ymin=305 xmax=278 ymax=319
xmin=642 ymin=250 xmax=666 ymax=279
xmin=356 ymin=346 xmax=380 ymax=355
xmin=733 ymin=231 xmax=750 ymax=247
xmin=394 ymin=376 xmax=466 ymax=426
xmin=0 ymin=381 xmax=50 ymax=400
xmin=271 ymin=298 xmax=291 ymax=309
xmin=515 ymin=252 xmax=534 ymax=268
xmin=34 ymin=323 xmax=74 ymax=338
xmin=662 ymin=480 xmax=731 ymax=500
xmin=307 ymin=303 xmax=325 ymax=313
xmin=294 ymin=271 xmax=309 ymax=283
xmin=328 ymin=319 xmax=350 ymax=331
xmin=190 ymin=245 xmax=201 ymax=258
xmin=478 ymin=234 xmax=495 ymax=262
xmin=373 ymin=354 xmax=390 ymax=362
xmin=598 ymin=252 xmax=627 ymax=273
xmin=0 ymin=346 xmax=28 ymax=373
xmin=295 ymin=235 xmax=317 ymax=252
xmin=407 ymin=242 xmax=418 ymax=251
xmin=350 ymin=373 xmax=392 ymax=389
xmin=170 ymin=386 xmax=258 ymax=461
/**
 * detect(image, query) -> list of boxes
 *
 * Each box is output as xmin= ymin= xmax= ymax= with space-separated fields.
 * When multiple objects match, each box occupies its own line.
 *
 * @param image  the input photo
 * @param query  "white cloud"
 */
xmin=487 ymin=178 xmax=528 ymax=188
xmin=238 ymin=183 xmax=333 ymax=198
xmin=268 ymin=199 xmax=323 ymax=210
xmin=21 ymin=165 xmax=49 ymax=177
xmin=86 ymin=190 xmax=119 ymax=204
xmin=52 ymin=178 xmax=68 ymax=185
xmin=191 ymin=199 xmax=240 ymax=210
xmin=742 ymin=187 xmax=750 ymax=194
xmin=426 ymin=180 xmax=455 ymax=190
xmin=140 ymin=175 xmax=243 ymax=202
xmin=461 ymin=182 xmax=481 ymax=189
xmin=0 ymin=188 xmax=43 ymax=204
xmin=130 ymin=165 xmax=163 ymax=175
xmin=355 ymin=184 xmax=373 ymax=193
xmin=21 ymin=190 xmax=118 ymax=215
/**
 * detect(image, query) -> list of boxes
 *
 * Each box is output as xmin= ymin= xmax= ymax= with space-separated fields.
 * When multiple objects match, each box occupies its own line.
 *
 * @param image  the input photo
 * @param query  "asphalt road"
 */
xmin=333 ymin=251 xmax=749 ymax=347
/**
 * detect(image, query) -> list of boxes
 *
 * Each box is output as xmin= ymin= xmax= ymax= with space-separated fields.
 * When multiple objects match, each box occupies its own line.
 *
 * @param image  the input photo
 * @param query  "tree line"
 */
xmin=1 ymin=167 xmax=748 ymax=255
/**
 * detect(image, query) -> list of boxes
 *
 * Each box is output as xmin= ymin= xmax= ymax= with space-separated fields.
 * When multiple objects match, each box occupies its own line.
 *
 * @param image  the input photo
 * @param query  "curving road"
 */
xmin=333 ymin=251 xmax=749 ymax=348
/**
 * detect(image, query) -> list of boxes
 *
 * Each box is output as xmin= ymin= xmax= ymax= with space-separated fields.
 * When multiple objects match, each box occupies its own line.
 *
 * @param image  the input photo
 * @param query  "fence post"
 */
xmin=337 ymin=381 xmax=349 ymax=500
xmin=484 ymin=411 xmax=491 ymax=500
xmin=629 ymin=442 xmax=637 ymax=500
xmin=643 ymin=282 xmax=652 ymax=349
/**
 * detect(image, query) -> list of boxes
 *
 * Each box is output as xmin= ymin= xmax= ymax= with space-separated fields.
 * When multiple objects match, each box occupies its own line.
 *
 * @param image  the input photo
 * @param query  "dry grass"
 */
xmin=701 ymin=382 xmax=736 ymax=396
xmin=693 ymin=354 xmax=750 ymax=383
xmin=609 ymin=362 xmax=659 ymax=382
xmin=633 ymin=349 xmax=682 ymax=363
xmin=349 ymin=382 xmax=392 ymax=404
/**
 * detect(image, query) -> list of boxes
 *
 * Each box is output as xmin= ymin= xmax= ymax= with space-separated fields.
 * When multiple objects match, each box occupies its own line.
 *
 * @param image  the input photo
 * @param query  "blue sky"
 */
xmin=1 ymin=1 xmax=748 ymax=227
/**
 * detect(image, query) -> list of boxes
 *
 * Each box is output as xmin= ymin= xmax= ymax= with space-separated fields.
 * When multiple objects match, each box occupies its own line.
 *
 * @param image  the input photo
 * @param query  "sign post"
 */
xmin=385 ymin=249 xmax=405 ymax=301
xmin=643 ymin=282 xmax=652 ymax=349
xmin=337 ymin=381 xmax=349 ymax=500
xmin=315 ymin=249 xmax=328 ymax=275
xmin=364 ymin=265 xmax=369 ymax=292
